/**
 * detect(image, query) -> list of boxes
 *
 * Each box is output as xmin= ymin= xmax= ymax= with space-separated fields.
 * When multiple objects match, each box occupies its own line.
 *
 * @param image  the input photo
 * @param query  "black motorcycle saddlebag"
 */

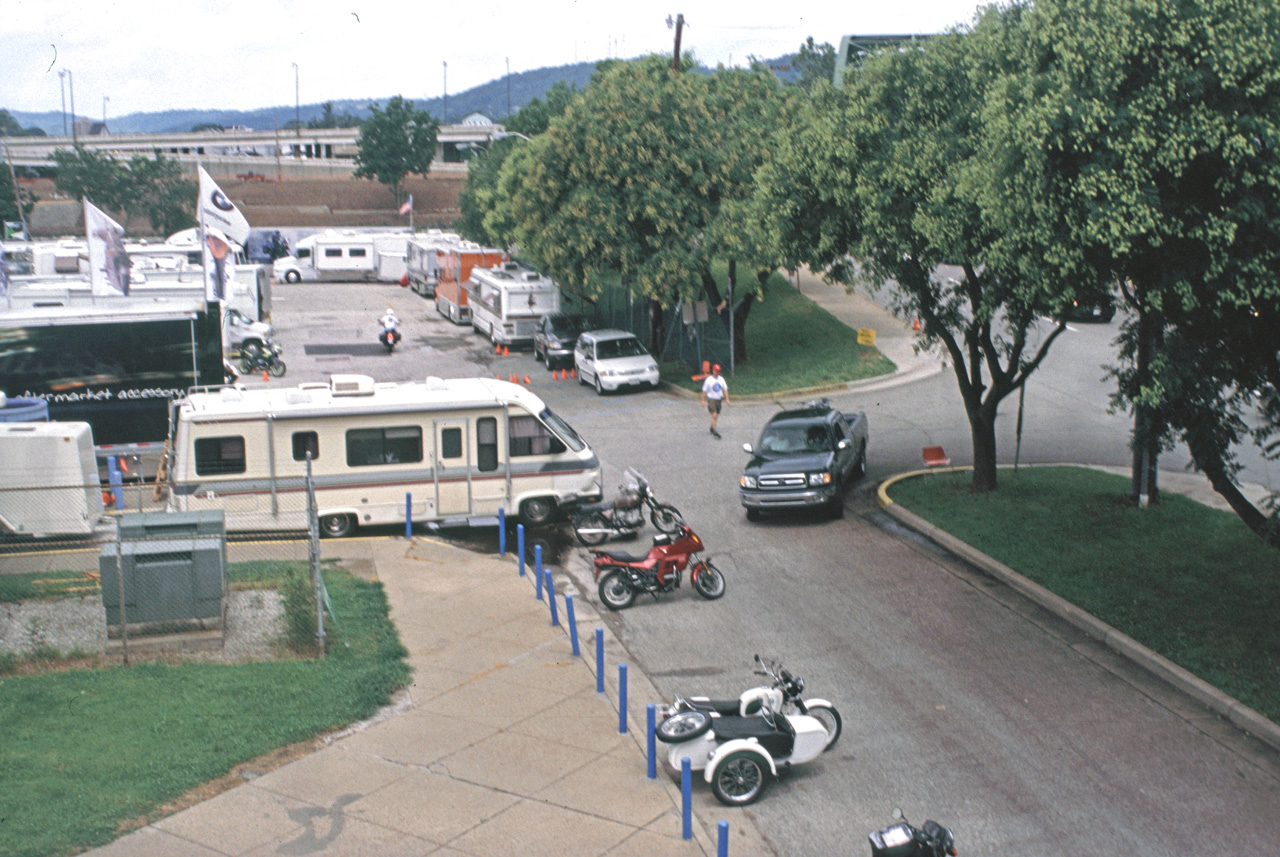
xmin=869 ymin=822 xmax=917 ymax=857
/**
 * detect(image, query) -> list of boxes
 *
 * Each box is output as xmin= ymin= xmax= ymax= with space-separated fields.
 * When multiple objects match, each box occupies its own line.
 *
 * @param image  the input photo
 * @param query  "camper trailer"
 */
xmin=272 ymin=230 xmax=409 ymax=283
xmin=167 ymin=374 xmax=602 ymax=535
xmin=405 ymin=229 xmax=461 ymax=297
xmin=434 ymin=245 xmax=508 ymax=325
xmin=467 ymin=263 xmax=561 ymax=346
xmin=0 ymin=421 xmax=105 ymax=538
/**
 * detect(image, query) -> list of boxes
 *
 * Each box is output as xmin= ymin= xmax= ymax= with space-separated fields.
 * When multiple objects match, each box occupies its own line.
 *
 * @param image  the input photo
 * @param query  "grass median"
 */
xmin=886 ymin=466 xmax=1280 ymax=725
xmin=0 ymin=563 xmax=410 ymax=857
xmin=660 ymin=272 xmax=896 ymax=396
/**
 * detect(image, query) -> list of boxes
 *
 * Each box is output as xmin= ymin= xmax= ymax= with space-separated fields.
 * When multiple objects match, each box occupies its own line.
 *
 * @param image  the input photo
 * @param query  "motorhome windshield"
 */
xmin=540 ymin=407 xmax=586 ymax=452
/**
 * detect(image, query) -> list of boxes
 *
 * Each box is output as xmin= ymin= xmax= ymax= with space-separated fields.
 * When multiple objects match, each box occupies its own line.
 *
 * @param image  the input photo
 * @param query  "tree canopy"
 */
xmin=353 ymin=96 xmax=439 ymax=203
xmin=50 ymin=148 xmax=195 ymax=236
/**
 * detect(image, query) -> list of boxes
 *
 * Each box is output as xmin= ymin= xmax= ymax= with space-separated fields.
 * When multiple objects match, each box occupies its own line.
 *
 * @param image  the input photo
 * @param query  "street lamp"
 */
xmin=58 ymin=70 xmax=68 ymax=136
xmin=102 ymin=95 xmax=109 ymax=129
xmin=292 ymin=62 xmax=300 ymax=151
xmin=442 ymin=61 xmax=448 ymax=124
xmin=63 ymin=69 xmax=77 ymax=143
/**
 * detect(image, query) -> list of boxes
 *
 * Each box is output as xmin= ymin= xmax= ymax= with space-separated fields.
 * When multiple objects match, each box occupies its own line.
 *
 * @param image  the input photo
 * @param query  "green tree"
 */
xmin=790 ymin=38 xmax=836 ymax=93
xmin=309 ymin=102 xmax=361 ymax=129
xmin=191 ymin=122 xmax=224 ymax=132
xmin=50 ymin=146 xmax=130 ymax=214
xmin=986 ymin=0 xmax=1280 ymax=534
xmin=0 ymin=162 xmax=37 ymax=224
xmin=504 ymin=81 xmax=579 ymax=137
xmin=353 ymin=96 xmax=439 ymax=204
xmin=127 ymin=153 xmax=195 ymax=236
xmin=759 ymin=10 xmax=1083 ymax=493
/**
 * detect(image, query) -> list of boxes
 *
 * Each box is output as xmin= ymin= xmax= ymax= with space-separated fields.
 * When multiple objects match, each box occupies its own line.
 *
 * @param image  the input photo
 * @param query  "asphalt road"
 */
xmin=272 ymin=280 xmax=1280 ymax=855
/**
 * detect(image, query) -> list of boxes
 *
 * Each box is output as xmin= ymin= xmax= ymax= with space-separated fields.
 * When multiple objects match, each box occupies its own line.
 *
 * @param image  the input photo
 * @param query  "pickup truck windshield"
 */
xmin=758 ymin=425 xmax=832 ymax=454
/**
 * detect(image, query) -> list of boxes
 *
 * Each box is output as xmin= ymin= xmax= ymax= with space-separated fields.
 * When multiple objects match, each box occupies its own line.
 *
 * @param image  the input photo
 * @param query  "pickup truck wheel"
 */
xmin=746 ymin=508 xmax=760 ymax=522
xmin=828 ymin=497 xmax=845 ymax=519
xmin=855 ymin=443 xmax=867 ymax=479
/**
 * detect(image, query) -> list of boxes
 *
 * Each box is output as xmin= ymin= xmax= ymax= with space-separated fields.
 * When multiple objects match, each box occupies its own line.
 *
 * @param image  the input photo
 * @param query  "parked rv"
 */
xmin=0 ymin=421 xmax=105 ymax=538
xmin=0 ymin=302 xmax=225 ymax=477
xmin=467 ymin=263 xmax=560 ymax=346
xmin=167 ymin=375 xmax=602 ymax=535
xmin=435 ymin=244 xmax=508 ymax=325
xmin=272 ymin=230 xmax=409 ymax=283
xmin=405 ymin=229 xmax=461 ymax=297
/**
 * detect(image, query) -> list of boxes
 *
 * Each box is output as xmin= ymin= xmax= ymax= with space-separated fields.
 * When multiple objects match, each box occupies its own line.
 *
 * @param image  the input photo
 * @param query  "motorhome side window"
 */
xmin=194 ymin=436 xmax=246 ymax=475
xmin=349 ymin=248 xmax=367 ymax=258
xmin=477 ymin=417 xmax=498 ymax=472
xmin=297 ymin=248 xmax=311 ymax=260
xmin=509 ymin=415 xmax=566 ymax=457
xmin=441 ymin=427 xmax=463 ymax=459
xmin=292 ymin=431 xmax=319 ymax=461
xmin=346 ymin=426 xmax=423 ymax=466
xmin=325 ymin=248 xmax=342 ymax=258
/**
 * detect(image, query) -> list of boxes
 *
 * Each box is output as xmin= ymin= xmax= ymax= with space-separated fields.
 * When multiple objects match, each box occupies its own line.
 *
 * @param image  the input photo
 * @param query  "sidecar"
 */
xmin=655 ymin=708 xmax=830 ymax=806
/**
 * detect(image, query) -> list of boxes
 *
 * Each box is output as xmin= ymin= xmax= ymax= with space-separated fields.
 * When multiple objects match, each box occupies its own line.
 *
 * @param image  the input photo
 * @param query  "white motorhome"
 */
xmin=467 ymin=263 xmax=561 ymax=346
xmin=167 ymin=374 xmax=602 ymax=535
xmin=405 ymin=229 xmax=461 ymax=297
xmin=272 ymin=230 xmax=409 ymax=283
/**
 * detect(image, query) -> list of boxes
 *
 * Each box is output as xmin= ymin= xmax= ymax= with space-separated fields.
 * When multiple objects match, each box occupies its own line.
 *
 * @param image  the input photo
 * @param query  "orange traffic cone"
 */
xmin=570 ymin=368 xmax=577 ymax=379
xmin=495 ymin=344 xmax=502 ymax=354
xmin=263 ymin=370 xmax=269 ymax=381
xmin=502 ymin=345 xmax=509 ymax=356
xmin=523 ymin=375 xmax=531 ymax=385
xmin=913 ymin=317 xmax=921 ymax=331
xmin=510 ymin=373 xmax=517 ymax=383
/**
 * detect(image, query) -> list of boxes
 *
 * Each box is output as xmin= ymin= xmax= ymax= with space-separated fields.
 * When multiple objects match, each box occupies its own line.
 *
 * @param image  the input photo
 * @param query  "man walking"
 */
xmin=701 ymin=363 xmax=729 ymax=438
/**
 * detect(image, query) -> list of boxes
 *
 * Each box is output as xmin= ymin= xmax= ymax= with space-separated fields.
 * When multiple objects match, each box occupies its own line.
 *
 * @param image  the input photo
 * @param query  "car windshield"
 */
xmin=596 ymin=336 xmax=646 ymax=359
xmin=758 ymin=425 xmax=831 ymax=454
xmin=550 ymin=315 xmax=587 ymax=337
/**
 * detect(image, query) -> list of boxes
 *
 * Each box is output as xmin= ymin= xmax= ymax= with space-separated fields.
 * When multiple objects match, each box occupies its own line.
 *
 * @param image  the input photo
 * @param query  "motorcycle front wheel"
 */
xmin=268 ymin=359 xmax=287 ymax=377
xmin=655 ymin=709 xmax=712 ymax=743
xmin=804 ymin=703 xmax=842 ymax=751
xmin=238 ymin=356 xmax=257 ymax=374
xmin=650 ymin=503 xmax=684 ymax=533
xmin=692 ymin=561 xmax=726 ymax=600
xmin=597 ymin=570 xmax=636 ymax=610
xmin=574 ymin=512 xmax=611 ymax=546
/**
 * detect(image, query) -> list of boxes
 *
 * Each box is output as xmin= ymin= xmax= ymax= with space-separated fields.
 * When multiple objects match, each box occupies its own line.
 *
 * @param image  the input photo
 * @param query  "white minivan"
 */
xmin=574 ymin=329 xmax=661 ymax=395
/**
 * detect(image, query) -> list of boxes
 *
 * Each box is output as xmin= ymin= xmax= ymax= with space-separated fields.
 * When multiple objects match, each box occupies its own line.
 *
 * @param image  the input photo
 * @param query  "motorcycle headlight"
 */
xmin=740 ymin=475 xmax=757 ymax=489
xmin=808 ymin=472 xmax=832 ymax=486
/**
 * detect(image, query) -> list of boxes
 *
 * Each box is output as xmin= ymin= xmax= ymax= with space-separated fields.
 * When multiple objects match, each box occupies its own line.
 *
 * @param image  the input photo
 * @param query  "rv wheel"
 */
xmin=284 ymin=270 xmax=301 ymax=284
xmin=320 ymin=514 xmax=354 ymax=538
xmin=520 ymin=497 xmax=556 ymax=527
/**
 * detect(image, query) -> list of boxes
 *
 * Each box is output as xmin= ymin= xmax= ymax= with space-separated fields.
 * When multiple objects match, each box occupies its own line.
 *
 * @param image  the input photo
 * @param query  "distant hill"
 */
xmin=6 ymin=61 xmax=602 ymax=136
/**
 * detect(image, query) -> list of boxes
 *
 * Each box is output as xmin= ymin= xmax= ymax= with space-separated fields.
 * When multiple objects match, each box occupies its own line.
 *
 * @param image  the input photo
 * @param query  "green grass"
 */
xmin=888 ymin=466 xmax=1280 ymax=723
xmin=659 ymin=273 xmax=896 ymax=396
xmin=0 ymin=564 xmax=410 ymax=857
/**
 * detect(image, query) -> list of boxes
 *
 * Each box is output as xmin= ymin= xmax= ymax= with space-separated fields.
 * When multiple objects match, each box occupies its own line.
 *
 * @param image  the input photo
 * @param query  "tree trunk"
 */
xmin=733 ymin=291 xmax=755 ymax=364
xmin=1186 ymin=428 xmax=1275 ymax=542
xmin=647 ymin=297 xmax=666 ymax=357
xmin=1130 ymin=297 xmax=1162 ymax=506
xmin=969 ymin=404 xmax=999 ymax=493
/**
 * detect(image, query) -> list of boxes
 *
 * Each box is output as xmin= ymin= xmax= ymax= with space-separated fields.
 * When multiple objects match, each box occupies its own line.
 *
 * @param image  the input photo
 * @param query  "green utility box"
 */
xmin=100 ymin=511 xmax=227 ymax=629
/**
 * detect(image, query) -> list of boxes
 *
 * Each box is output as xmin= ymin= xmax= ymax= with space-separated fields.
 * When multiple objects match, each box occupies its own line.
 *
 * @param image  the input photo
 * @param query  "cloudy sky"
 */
xmin=4 ymin=0 xmax=985 ymax=117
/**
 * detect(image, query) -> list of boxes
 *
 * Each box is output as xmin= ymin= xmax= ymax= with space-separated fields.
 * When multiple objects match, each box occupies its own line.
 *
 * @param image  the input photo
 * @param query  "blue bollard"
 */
xmin=565 ymin=595 xmax=580 ymax=656
xmin=596 ymin=628 xmax=604 ymax=693
xmin=498 ymin=507 xmax=506 ymax=555
xmin=718 ymin=820 xmax=729 ymax=857
xmin=647 ymin=704 xmax=657 ymax=779
xmin=545 ymin=569 xmax=559 ymax=626
xmin=107 ymin=456 xmax=124 ymax=510
xmin=682 ymin=757 xmax=693 ymax=840
xmin=405 ymin=492 xmax=412 ymax=539
xmin=535 ymin=545 xmax=544 ymax=600
xmin=619 ymin=663 xmax=628 ymax=734
xmin=517 ymin=524 xmax=526 ymax=576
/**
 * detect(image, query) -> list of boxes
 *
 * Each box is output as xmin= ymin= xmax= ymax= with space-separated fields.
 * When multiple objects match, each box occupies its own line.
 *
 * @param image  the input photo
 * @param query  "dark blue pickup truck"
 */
xmin=739 ymin=399 xmax=869 ymax=521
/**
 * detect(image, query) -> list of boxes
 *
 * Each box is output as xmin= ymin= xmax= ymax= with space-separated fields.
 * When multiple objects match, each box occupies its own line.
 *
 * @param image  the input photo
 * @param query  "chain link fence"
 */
xmin=0 ymin=462 xmax=329 ymax=666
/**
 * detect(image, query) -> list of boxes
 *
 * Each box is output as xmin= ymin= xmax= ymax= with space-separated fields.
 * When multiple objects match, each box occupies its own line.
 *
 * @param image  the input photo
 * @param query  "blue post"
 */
xmin=517 ymin=524 xmax=526 ymax=576
xmin=619 ymin=663 xmax=628 ymax=734
xmin=108 ymin=456 xmax=124 ymax=510
xmin=681 ymin=758 xmax=693 ymax=840
xmin=647 ymin=704 xmax=657 ymax=779
xmin=535 ymin=547 xmax=544 ymax=600
xmin=718 ymin=820 xmax=729 ymax=857
xmin=498 ymin=507 xmax=506 ymax=555
xmin=596 ymin=628 xmax=604 ymax=693
xmin=405 ymin=492 xmax=412 ymax=539
xmin=545 ymin=569 xmax=559 ymax=626
xmin=565 ymin=595 xmax=580 ymax=656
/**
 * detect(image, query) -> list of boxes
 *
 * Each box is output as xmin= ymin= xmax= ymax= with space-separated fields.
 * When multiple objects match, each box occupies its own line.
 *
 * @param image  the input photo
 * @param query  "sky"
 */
xmin=3 ymin=0 xmax=986 ymax=118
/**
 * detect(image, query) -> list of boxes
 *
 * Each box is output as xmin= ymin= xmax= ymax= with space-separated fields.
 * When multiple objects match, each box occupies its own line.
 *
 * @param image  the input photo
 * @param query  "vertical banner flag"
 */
xmin=85 ymin=198 xmax=131 ymax=296
xmin=198 ymin=166 xmax=250 ymax=302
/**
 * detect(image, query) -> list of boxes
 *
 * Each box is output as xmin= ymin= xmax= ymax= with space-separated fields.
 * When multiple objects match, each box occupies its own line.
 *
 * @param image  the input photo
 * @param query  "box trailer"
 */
xmin=0 ymin=421 xmax=105 ymax=537
xmin=434 ymin=245 xmax=507 ymax=325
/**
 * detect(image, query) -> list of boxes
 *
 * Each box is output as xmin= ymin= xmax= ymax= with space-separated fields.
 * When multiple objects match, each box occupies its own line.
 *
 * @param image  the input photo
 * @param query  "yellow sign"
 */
xmin=857 ymin=328 xmax=876 ymax=346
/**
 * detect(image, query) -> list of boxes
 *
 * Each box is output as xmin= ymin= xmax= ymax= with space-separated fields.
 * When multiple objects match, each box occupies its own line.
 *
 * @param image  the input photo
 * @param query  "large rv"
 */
xmin=167 ymin=374 xmax=602 ymax=535
xmin=405 ymin=229 xmax=461 ymax=297
xmin=467 ymin=263 xmax=561 ymax=346
xmin=272 ymin=230 xmax=409 ymax=283
xmin=434 ymin=245 xmax=508 ymax=325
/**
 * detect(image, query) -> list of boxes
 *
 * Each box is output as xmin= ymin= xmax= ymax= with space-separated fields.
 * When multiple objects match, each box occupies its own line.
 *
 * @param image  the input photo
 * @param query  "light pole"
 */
xmin=292 ymin=62 xmax=300 ymax=154
xmin=65 ymin=69 xmax=77 ymax=144
xmin=102 ymin=95 xmax=109 ymax=129
xmin=505 ymin=57 xmax=511 ymax=118
xmin=442 ymin=61 xmax=448 ymax=124
xmin=58 ymin=70 xmax=68 ymax=137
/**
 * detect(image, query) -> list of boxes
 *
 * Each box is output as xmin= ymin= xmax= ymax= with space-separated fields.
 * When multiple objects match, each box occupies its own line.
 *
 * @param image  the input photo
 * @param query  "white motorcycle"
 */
xmin=655 ymin=656 xmax=840 ymax=806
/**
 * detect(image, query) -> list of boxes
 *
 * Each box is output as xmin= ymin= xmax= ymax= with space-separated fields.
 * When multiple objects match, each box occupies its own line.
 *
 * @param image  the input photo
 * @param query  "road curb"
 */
xmin=877 ymin=469 xmax=1280 ymax=756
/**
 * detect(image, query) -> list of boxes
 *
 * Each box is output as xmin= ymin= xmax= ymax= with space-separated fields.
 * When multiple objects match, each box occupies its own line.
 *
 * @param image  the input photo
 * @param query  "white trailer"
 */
xmin=467 ymin=263 xmax=561 ymax=346
xmin=167 ymin=374 xmax=602 ymax=534
xmin=272 ymin=230 xmax=410 ymax=283
xmin=0 ymin=421 xmax=104 ymax=538
xmin=405 ymin=229 xmax=461 ymax=297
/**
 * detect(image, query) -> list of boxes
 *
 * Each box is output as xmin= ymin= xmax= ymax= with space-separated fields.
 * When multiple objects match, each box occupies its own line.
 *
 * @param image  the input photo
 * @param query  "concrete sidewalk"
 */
xmin=84 ymin=537 xmax=775 ymax=857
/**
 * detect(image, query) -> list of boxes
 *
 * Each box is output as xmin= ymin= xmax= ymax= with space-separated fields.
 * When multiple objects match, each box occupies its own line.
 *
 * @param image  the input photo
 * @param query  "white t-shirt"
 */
xmin=702 ymin=374 xmax=727 ymax=400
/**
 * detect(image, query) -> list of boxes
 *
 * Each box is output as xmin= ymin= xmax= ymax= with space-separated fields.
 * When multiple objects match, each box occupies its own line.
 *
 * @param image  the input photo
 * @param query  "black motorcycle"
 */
xmin=572 ymin=467 xmax=683 ymax=545
xmin=869 ymin=809 xmax=957 ymax=857
xmin=239 ymin=339 xmax=286 ymax=377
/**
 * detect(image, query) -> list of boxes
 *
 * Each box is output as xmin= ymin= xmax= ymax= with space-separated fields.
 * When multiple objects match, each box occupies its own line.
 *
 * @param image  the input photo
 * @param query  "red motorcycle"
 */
xmin=591 ymin=524 xmax=726 ymax=610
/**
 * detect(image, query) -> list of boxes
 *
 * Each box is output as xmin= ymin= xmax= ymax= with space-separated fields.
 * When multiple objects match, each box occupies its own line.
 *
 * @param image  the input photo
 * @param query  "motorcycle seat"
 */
xmin=575 ymin=500 xmax=613 ymax=514
xmin=710 ymin=715 xmax=794 ymax=759
xmin=592 ymin=549 xmax=650 ymax=563
xmin=689 ymin=699 xmax=742 ymax=716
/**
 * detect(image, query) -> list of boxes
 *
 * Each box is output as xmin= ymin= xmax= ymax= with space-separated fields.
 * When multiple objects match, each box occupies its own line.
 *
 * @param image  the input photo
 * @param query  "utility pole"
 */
xmin=443 ymin=61 xmax=448 ymax=124
xmin=58 ymin=71 xmax=68 ymax=137
xmin=292 ymin=62 xmax=300 ymax=154
xmin=66 ymin=70 xmax=77 ymax=144
xmin=102 ymin=95 xmax=109 ymax=129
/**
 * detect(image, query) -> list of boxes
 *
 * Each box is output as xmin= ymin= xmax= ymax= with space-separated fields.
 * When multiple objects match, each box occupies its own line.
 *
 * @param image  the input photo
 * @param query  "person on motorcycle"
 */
xmin=379 ymin=309 xmax=401 ymax=347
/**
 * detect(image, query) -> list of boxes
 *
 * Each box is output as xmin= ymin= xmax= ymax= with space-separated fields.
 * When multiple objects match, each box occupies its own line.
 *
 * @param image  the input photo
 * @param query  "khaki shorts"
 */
xmin=707 ymin=398 xmax=723 ymax=415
